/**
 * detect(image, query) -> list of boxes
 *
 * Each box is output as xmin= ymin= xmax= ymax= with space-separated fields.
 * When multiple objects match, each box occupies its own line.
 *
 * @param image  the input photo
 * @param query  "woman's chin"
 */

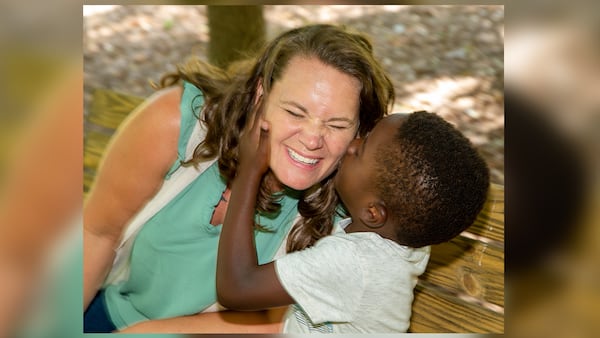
xmin=272 ymin=174 xmax=313 ymax=192
xmin=270 ymin=161 xmax=337 ymax=192
xmin=279 ymin=179 xmax=311 ymax=192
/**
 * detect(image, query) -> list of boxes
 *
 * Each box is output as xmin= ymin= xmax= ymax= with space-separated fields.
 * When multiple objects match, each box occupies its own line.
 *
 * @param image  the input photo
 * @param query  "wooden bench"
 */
xmin=84 ymin=89 xmax=504 ymax=333
xmin=410 ymin=183 xmax=504 ymax=332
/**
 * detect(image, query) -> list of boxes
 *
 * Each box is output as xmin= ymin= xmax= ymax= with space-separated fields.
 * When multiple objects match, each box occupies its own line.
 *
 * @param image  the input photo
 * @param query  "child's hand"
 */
xmin=238 ymin=97 xmax=270 ymax=178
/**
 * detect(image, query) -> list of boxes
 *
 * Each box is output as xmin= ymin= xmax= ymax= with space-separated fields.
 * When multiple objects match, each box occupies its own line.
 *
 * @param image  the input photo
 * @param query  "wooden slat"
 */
xmin=84 ymin=169 xmax=96 ymax=195
xmin=83 ymin=89 xmax=144 ymax=193
xmin=410 ymin=183 xmax=504 ymax=333
xmin=88 ymin=89 xmax=145 ymax=130
xmin=410 ymin=286 xmax=504 ymax=333
xmin=465 ymin=183 xmax=504 ymax=243
xmin=83 ymin=131 xmax=113 ymax=169
xmin=422 ymin=237 xmax=504 ymax=307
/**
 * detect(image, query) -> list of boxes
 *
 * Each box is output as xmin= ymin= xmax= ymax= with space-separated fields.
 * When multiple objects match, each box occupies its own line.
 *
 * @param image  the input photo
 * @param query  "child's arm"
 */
xmin=216 ymin=108 xmax=295 ymax=311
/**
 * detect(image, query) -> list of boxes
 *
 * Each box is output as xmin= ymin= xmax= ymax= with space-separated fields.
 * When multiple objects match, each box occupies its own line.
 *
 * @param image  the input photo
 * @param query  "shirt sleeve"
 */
xmin=275 ymin=234 xmax=364 ymax=324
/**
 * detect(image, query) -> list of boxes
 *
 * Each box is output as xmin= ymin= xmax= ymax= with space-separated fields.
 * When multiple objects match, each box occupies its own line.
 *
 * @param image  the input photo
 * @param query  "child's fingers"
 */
xmin=258 ymin=121 xmax=271 ymax=160
xmin=240 ymin=96 xmax=264 ymax=145
xmin=248 ymin=95 xmax=264 ymax=133
xmin=259 ymin=121 xmax=270 ymax=145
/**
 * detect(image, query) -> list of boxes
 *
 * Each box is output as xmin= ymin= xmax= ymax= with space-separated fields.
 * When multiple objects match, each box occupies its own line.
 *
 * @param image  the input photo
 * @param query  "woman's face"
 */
xmin=262 ymin=56 xmax=361 ymax=191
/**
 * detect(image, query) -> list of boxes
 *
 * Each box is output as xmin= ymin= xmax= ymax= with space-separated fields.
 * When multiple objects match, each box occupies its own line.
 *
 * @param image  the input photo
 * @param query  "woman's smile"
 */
xmin=287 ymin=147 xmax=321 ymax=167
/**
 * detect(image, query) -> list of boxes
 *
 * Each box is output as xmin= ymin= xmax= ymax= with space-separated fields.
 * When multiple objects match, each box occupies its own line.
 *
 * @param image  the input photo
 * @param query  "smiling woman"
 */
xmin=83 ymin=23 xmax=394 ymax=332
xmin=261 ymin=56 xmax=361 ymax=191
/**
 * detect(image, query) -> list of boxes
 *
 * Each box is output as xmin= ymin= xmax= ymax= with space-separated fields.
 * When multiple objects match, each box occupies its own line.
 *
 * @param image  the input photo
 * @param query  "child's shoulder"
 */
xmin=318 ymin=231 xmax=388 ymax=252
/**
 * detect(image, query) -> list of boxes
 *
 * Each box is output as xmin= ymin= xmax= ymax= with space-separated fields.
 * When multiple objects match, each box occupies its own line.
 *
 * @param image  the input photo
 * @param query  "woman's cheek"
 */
xmin=332 ymin=133 xmax=356 ymax=157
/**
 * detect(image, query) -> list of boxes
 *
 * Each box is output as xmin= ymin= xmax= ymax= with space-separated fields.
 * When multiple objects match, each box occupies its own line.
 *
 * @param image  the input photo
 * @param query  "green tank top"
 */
xmin=103 ymin=82 xmax=300 ymax=329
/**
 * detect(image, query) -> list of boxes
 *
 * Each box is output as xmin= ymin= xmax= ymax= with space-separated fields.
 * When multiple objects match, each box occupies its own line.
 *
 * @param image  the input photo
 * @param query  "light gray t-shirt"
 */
xmin=275 ymin=219 xmax=431 ymax=333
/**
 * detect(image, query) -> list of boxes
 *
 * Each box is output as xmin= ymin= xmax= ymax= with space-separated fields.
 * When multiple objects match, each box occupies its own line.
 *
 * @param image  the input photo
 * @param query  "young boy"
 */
xmin=216 ymin=111 xmax=490 ymax=333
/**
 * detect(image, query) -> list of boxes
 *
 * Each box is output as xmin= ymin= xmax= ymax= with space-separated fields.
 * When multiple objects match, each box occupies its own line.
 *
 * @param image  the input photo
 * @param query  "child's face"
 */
xmin=334 ymin=114 xmax=408 ymax=219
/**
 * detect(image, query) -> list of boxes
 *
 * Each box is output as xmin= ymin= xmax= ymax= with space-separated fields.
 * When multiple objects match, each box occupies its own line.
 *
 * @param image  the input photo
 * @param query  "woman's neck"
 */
xmin=264 ymin=171 xmax=306 ymax=200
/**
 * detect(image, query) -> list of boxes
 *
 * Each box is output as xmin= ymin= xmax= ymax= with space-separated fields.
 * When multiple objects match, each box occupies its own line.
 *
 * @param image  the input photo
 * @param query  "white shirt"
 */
xmin=275 ymin=218 xmax=431 ymax=333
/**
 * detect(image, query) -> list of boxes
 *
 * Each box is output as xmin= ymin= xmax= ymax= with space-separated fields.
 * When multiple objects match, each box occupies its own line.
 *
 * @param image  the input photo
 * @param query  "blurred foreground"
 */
xmin=504 ymin=2 xmax=600 ymax=336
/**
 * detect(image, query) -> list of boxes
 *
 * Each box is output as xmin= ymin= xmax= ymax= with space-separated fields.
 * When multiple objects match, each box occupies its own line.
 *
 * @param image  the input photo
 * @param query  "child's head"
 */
xmin=335 ymin=111 xmax=490 ymax=248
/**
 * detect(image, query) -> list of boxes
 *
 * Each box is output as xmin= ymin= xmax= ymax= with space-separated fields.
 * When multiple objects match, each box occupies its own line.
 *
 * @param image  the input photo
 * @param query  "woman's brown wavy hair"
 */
xmin=153 ymin=24 xmax=395 ymax=252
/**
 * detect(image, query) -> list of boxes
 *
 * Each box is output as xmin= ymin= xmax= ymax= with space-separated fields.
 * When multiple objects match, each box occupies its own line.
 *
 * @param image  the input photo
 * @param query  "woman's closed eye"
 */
xmin=285 ymin=109 xmax=304 ymax=118
xmin=327 ymin=123 xmax=352 ymax=130
xmin=283 ymin=106 xmax=355 ymax=131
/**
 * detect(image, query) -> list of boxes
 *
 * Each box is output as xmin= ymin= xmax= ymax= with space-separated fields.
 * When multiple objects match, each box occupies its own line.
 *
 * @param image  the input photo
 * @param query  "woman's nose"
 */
xmin=299 ymin=124 xmax=324 ymax=150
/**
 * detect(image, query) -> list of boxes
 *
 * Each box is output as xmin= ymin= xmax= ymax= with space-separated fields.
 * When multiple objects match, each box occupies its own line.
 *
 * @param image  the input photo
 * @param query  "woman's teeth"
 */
xmin=288 ymin=148 xmax=319 ymax=165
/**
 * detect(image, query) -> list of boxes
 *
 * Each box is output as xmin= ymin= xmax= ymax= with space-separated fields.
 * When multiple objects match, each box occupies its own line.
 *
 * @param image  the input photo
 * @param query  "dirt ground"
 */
xmin=83 ymin=5 xmax=504 ymax=184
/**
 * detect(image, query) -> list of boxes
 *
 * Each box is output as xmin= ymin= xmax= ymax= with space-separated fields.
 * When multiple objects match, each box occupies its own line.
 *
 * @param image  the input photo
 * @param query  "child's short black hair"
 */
xmin=374 ymin=111 xmax=490 ymax=248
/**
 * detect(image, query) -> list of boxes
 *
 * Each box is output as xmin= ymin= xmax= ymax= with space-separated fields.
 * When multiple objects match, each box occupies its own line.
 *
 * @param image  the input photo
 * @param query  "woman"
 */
xmin=84 ymin=24 xmax=394 ymax=332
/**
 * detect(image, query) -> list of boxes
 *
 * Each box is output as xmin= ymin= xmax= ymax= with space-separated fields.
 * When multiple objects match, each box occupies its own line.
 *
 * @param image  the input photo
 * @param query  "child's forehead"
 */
xmin=386 ymin=112 xmax=410 ymax=122
xmin=372 ymin=113 xmax=408 ymax=134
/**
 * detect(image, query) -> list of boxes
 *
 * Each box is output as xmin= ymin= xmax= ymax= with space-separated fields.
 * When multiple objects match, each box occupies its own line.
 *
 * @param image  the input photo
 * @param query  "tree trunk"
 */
xmin=207 ymin=6 xmax=265 ymax=69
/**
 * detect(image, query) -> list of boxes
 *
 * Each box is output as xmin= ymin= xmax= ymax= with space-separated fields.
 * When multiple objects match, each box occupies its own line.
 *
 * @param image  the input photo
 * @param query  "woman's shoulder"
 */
xmin=84 ymin=85 xmax=184 ymax=238
xmin=135 ymin=85 xmax=183 ymax=123
xmin=98 ymin=85 xmax=185 ymax=178
xmin=114 ymin=85 xmax=184 ymax=149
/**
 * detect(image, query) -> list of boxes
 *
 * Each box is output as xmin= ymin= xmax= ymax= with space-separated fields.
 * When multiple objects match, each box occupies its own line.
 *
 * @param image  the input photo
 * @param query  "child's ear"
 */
xmin=359 ymin=201 xmax=388 ymax=229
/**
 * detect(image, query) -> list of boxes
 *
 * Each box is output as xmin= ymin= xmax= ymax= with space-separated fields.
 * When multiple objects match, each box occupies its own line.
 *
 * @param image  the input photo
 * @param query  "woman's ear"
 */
xmin=359 ymin=201 xmax=388 ymax=229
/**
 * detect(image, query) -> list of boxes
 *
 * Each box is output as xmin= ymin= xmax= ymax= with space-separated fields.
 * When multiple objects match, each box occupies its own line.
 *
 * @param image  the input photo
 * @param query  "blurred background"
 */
xmin=0 ymin=2 xmax=598 ymax=338
xmin=83 ymin=5 xmax=504 ymax=186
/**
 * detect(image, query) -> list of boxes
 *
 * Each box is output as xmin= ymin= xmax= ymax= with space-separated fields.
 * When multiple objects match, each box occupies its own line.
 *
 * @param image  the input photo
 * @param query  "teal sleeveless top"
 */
xmin=103 ymin=82 xmax=300 ymax=329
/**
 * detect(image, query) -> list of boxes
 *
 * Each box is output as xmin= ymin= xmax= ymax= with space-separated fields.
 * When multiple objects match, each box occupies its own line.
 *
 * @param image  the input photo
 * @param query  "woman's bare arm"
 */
xmin=83 ymin=85 xmax=182 ymax=309
xmin=118 ymin=307 xmax=286 ymax=333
